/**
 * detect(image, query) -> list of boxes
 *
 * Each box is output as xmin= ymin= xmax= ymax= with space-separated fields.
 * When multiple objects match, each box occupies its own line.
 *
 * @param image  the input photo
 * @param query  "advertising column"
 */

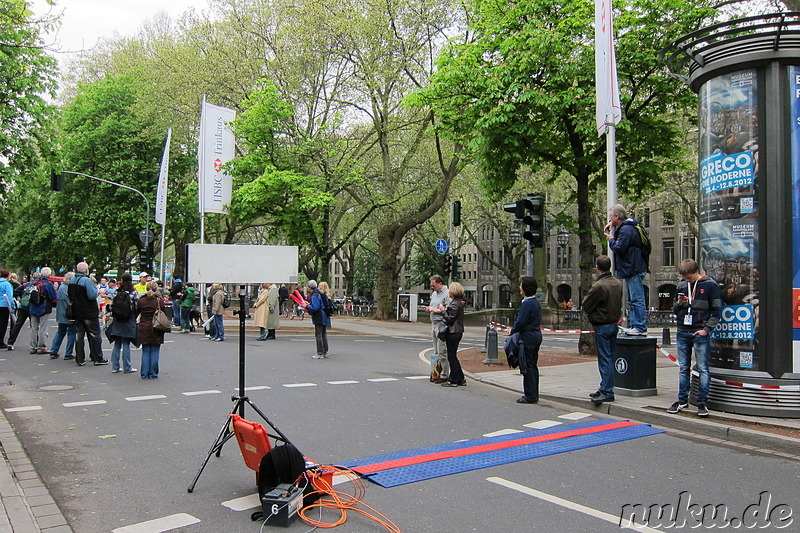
xmin=791 ymin=67 xmax=800 ymax=373
xmin=697 ymin=69 xmax=759 ymax=371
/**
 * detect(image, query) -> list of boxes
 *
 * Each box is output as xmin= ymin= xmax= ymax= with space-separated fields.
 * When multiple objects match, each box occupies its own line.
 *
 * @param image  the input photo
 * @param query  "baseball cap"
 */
xmin=139 ymin=272 xmax=149 ymax=277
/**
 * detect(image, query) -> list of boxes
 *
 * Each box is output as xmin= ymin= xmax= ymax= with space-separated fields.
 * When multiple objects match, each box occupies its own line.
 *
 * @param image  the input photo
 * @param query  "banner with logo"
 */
xmin=154 ymin=129 xmax=171 ymax=226
xmin=198 ymin=102 xmax=236 ymax=214
xmin=698 ymin=69 xmax=760 ymax=371
xmin=595 ymin=0 xmax=621 ymax=135
xmin=790 ymin=67 xmax=800 ymax=372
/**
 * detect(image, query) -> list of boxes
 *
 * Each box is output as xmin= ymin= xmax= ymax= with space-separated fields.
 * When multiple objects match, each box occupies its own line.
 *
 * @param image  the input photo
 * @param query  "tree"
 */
xmin=414 ymin=0 xmax=718 ymax=298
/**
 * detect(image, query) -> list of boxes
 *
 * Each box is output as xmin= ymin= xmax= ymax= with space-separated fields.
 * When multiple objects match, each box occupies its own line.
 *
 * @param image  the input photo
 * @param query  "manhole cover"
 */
xmin=39 ymin=385 xmax=75 ymax=391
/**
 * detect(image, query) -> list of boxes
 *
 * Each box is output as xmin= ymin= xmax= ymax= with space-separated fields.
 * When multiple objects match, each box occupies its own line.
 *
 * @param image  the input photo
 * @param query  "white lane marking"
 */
xmin=487 ymin=477 xmax=661 ymax=533
xmin=367 ymin=378 xmax=398 ymax=383
xmin=243 ymin=386 xmax=271 ymax=391
xmin=405 ymin=376 xmax=430 ymax=380
xmin=524 ymin=420 xmax=563 ymax=430
xmin=63 ymin=400 xmax=107 ymax=408
xmin=125 ymin=395 xmax=168 ymax=402
xmin=354 ymin=339 xmax=385 ymax=343
xmin=483 ymin=429 xmax=523 ymax=438
xmin=289 ymin=339 xmax=315 ymax=342
xmin=328 ymin=380 xmax=359 ymax=385
xmin=4 ymin=406 xmax=43 ymax=413
xmin=222 ymin=493 xmax=260 ymax=511
xmin=419 ymin=348 xmax=432 ymax=365
xmin=283 ymin=383 xmax=317 ymax=388
xmin=111 ymin=512 xmax=201 ymax=532
xmin=182 ymin=390 xmax=222 ymax=396
xmin=558 ymin=412 xmax=591 ymax=420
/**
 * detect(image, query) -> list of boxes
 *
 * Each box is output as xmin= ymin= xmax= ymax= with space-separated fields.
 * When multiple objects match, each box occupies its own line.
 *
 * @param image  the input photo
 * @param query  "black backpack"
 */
xmin=222 ymin=292 xmax=230 ymax=308
xmin=635 ymin=223 xmax=652 ymax=272
xmin=111 ymin=290 xmax=134 ymax=320
xmin=324 ymin=295 xmax=337 ymax=316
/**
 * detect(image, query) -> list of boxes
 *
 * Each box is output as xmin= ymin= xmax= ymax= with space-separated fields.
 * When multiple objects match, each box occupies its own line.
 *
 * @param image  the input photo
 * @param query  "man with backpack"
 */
xmin=6 ymin=273 xmax=38 ymax=351
xmin=604 ymin=203 xmax=649 ymax=336
xmin=68 ymin=262 xmax=109 ymax=366
xmin=28 ymin=267 xmax=58 ymax=354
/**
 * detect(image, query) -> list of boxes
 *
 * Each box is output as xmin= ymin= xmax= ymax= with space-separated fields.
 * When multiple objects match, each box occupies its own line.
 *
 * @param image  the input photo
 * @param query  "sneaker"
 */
xmin=621 ymin=328 xmax=647 ymax=336
xmin=667 ymin=401 xmax=688 ymax=414
xmin=111 ymin=369 xmax=122 ymax=373
xmin=124 ymin=369 xmax=137 ymax=374
xmin=50 ymin=353 xmax=60 ymax=359
xmin=589 ymin=390 xmax=602 ymax=398
xmin=697 ymin=404 xmax=709 ymax=417
xmin=64 ymin=355 xmax=74 ymax=360
xmin=93 ymin=359 xmax=110 ymax=366
xmin=7 ymin=345 xmax=13 ymax=351
xmin=77 ymin=362 xmax=85 ymax=366
xmin=312 ymin=354 xmax=322 ymax=359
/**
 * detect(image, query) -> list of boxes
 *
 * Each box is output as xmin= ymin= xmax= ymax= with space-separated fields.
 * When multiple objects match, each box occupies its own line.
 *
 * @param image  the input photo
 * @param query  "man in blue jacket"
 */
xmin=604 ymin=204 xmax=648 ymax=336
xmin=510 ymin=276 xmax=543 ymax=404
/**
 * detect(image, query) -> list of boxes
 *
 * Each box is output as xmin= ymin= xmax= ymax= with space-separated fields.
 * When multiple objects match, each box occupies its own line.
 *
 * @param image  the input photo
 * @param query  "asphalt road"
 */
xmin=2 ymin=325 xmax=798 ymax=532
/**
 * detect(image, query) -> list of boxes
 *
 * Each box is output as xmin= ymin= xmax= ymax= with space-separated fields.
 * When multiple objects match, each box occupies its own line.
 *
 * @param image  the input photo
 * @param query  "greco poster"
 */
xmin=698 ymin=69 xmax=760 ymax=371
xmin=791 ymin=67 xmax=800 ymax=373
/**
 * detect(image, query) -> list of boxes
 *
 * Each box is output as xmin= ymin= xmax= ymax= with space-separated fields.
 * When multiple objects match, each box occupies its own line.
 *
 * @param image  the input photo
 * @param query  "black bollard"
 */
xmin=662 ymin=327 xmax=671 ymax=346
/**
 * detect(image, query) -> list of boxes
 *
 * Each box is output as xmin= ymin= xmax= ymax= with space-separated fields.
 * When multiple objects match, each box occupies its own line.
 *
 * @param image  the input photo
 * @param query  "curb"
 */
xmin=465 ymin=372 xmax=800 ymax=459
xmin=0 ymin=416 xmax=72 ymax=533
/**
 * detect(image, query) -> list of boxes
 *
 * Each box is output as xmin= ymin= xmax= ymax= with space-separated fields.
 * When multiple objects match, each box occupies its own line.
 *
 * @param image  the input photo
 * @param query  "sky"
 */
xmin=32 ymin=0 xmax=210 ymax=55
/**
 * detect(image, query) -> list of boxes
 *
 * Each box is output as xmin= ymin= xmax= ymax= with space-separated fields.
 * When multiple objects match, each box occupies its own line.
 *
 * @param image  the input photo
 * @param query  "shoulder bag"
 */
xmin=153 ymin=307 xmax=172 ymax=333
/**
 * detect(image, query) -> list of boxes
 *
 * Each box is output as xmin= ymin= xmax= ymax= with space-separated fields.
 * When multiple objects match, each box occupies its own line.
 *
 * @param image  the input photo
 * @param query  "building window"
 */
xmin=334 ymin=262 xmax=340 ymax=275
xmin=663 ymin=239 xmax=675 ymax=267
xmin=642 ymin=207 xmax=650 ymax=228
xmin=682 ymin=236 xmax=696 ymax=261
xmin=663 ymin=208 xmax=675 ymax=227
xmin=567 ymin=247 xmax=573 ymax=269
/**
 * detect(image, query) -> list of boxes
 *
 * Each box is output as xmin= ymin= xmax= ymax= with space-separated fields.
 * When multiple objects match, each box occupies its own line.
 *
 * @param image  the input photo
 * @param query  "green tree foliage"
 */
xmin=414 ymin=0 xmax=717 ymax=297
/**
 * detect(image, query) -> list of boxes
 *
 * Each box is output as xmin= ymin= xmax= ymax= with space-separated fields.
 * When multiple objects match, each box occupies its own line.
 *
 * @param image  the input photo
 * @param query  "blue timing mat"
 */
xmin=339 ymin=420 xmax=663 ymax=488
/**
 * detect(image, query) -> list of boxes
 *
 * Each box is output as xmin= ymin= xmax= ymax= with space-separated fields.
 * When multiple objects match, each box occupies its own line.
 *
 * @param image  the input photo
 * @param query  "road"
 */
xmin=1 ymin=325 xmax=798 ymax=532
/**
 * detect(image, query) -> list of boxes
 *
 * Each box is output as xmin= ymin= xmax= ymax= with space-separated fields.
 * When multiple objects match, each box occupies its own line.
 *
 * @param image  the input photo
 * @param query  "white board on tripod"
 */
xmin=186 ymin=244 xmax=299 ymax=284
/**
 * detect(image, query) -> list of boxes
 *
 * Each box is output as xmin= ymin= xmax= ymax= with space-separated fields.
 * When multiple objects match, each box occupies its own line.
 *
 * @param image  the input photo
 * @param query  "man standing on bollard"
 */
xmin=582 ymin=255 xmax=623 ymax=404
xmin=423 ymin=275 xmax=451 ymax=383
xmin=668 ymin=259 xmax=721 ymax=417
xmin=604 ymin=204 xmax=648 ymax=336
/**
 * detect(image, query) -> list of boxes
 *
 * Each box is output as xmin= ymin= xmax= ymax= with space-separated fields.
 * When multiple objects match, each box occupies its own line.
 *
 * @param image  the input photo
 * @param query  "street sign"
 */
xmin=435 ymin=239 xmax=448 ymax=254
xmin=139 ymin=228 xmax=155 ymax=246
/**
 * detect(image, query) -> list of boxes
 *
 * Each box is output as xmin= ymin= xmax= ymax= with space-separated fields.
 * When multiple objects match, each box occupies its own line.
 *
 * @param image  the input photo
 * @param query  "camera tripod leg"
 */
xmin=187 ymin=399 xmax=242 ymax=493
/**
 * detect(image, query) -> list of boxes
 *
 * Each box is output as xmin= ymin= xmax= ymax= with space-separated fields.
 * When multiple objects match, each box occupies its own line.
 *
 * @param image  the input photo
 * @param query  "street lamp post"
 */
xmin=60 ymin=170 xmax=151 ymax=267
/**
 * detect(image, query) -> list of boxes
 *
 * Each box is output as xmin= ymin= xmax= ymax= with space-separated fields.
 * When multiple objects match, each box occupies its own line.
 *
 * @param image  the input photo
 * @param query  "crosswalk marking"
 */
xmin=111 ymin=512 xmax=200 ymax=533
xmin=524 ymin=420 xmax=563 ymax=429
xmin=283 ymin=383 xmax=317 ymax=388
xmin=367 ymin=378 xmax=398 ymax=383
xmin=558 ymin=412 xmax=591 ymax=421
xmin=125 ymin=395 xmax=167 ymax=402
xmin=63 ymin=400 xmax=107 ymax=408
xmin=4 ymin=406 xmax=42 ymax=413
xmin=483 ymin=429 xmax=523 ymax=437
xmin=328 ymin=380 xmax=359 ymax=385
xmin=182 ymin=390 xmax=222 ymax=396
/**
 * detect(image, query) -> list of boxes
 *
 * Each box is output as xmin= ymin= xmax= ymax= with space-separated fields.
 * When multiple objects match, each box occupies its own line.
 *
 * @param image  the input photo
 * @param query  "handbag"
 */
xmin=153 ymin=308 xmax=172 ymax=333
xmin=437 ymin=321 xmax=449 ymax=341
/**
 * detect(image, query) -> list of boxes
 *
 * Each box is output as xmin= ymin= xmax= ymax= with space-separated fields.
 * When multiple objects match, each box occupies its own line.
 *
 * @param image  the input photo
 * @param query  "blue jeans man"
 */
xmin=624 ymin=272 xmax=647 ymax=333
xmin=172 ymin=299 xmax=182 ymax=329
xmin=676 ymin=330 xmax=710 ymax=405
xmin=212 ymin=314 xmax=224 ymax=340
xmin=594 ymin=323 xmax=619 ymax=398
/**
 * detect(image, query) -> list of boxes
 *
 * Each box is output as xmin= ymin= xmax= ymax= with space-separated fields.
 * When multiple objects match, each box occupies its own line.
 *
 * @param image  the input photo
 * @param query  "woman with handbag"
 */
xmin=137 ymin=281 xmax=167 ymax=379
xmin=438 ymin=282 xmax=467 ymax=387
xmin=106 ymin=273 xmax=139 ymax=374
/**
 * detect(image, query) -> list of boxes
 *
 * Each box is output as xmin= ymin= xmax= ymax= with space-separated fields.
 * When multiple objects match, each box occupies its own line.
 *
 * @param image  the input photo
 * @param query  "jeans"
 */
xmin=594 ymin=323 xmax=618 ymax=396
xmin=677 ymin=330 xmax=710 ymax=405
xmin=625 ymin=272 xmax=647 ymax=332
xmin=314 ymin=324 xmax=329 ymax=355
xmin=29 ymin=313 xmax=51 ymax=350
xmin=213 ymin=314 xmax=224 ymax=340
xmin=259 ymin=327 xmax=267 ymax=340
xmin=430 ymin=322 xmax=449 ymax=378
xmin=180 ymin=307 xmax=191 ymax=331
xmin=172 ymin=300 xmax=182 ymax=328
xmin=111 ymin=339 xmax=133 ymax=372
xmin=141 ymin=344 xmax=161 ymax=378
xmin=50 ymin=323 xmax=76 ymax=357
xmin=445 ymin=332 xmax=464 ymax=384
xmin=74 ymin=317 xmax=103 ymax=364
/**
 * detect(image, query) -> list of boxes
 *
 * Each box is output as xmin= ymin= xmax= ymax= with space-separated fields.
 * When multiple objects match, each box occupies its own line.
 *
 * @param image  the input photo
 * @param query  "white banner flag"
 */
xmin=154 ymin=128 xmax=171 ymax=225
xmin=198 ymin=102 xmax=236 ymax=214
xmin=595 ymin=0 xmax=621 ymax=136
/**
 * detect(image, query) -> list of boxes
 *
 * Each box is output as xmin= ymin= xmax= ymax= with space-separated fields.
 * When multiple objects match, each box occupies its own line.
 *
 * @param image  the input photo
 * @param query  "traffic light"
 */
xmin=452 ymin=255 xmax=460 ymax=280
xmin=138 ymin=246 xmax=149 ymax=273
xmin=452 ymin=200 xmax=461 ymax=227
xmin=522 ymin=194 xmax=545 ymax=248
xmin=50 ymin=171 xmax=63 ymax=192
xmin=444 ymin=254 xmax=453 ymax=276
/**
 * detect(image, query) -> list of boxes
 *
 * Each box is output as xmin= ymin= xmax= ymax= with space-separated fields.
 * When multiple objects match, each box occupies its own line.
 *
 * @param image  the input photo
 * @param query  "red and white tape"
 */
xmin=488 ymin=321 xmax=594 ymax=335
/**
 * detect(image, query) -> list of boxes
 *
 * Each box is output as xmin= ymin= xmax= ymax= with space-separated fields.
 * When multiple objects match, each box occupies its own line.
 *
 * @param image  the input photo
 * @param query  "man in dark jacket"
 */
xmin=668 ymin=259 xmax=721 ymax=418
xmin=510 ymin=276 xmax=543 ymax=404
xmin=68 ymin=262 xmax=108 ymax=366
xmin=604 ymin=203 xmax=648 ymax=335
xmin=169 ymin=278 xmax=184 ymax=330
xmin=582 ymin=256 xmax=623 ymax=404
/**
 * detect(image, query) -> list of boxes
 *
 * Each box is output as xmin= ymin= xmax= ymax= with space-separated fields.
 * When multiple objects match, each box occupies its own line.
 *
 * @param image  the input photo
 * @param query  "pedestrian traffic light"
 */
xmin=138 ymin=246 xmax=149 ymax=273
xmin=452 ymin=200 xmax=461 ymax=227
xmin=444 ymin=254 xmax=453 ymax=276
xmin=452 ymin=255 xmax=460 ymax=280
xmin=50 ymin=171 xmax=63 ymax=192
xmin=522 ymin=194 xmax=545 ymax=248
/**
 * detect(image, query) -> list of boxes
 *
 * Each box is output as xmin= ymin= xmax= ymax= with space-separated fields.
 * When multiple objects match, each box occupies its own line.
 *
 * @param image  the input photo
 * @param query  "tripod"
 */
xmin=188 ymin=285 xmax=292 ymax=493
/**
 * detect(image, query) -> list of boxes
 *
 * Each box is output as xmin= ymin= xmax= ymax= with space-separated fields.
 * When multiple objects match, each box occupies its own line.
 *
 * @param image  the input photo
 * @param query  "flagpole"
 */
xmin=198 ymin=96 xmax=206 ymax=318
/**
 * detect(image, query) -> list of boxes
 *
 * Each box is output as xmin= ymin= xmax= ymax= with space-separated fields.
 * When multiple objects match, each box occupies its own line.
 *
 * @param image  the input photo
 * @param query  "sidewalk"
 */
xmin=2 ymin=317 xmax=798 ymax=531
